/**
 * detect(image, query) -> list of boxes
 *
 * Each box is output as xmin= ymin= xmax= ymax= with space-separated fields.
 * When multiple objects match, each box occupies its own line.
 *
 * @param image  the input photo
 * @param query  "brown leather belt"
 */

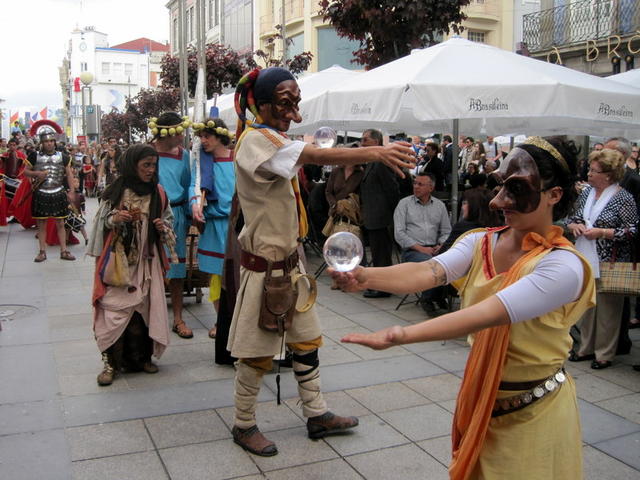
xmin=240 ymin=249 xmax=299 ymax=273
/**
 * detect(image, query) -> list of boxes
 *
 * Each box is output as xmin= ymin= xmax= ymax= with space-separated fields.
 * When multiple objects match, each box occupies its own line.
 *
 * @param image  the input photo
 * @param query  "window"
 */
xmin=187 ymin=7 xmax=195 ymax=41
xmin=124 ymin=63 xmax=133 ymax=77
xmin=208 ymin=0 xmax=219 ymax=28
xmin=80 ymin=62 xmax=88 ymax=72
xmin=173 ymin=18 xmax=178 ymax=51
xmin=468 ymin=30 xmax=486 ymax=43
xmin=101 ymin=62 xmax=110 ymax=75
xmin=317 ymin=28 xmax=360 ymax=70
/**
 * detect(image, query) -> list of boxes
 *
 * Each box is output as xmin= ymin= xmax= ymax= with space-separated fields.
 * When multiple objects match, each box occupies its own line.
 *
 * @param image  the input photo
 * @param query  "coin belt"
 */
xmin=492 ymin=367 xmax=567 ymax=418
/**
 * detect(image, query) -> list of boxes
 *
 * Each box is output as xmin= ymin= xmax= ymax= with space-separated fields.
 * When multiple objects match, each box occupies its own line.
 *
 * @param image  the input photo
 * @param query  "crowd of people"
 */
xmin=1 ymin=66 xmax=640 ymax=477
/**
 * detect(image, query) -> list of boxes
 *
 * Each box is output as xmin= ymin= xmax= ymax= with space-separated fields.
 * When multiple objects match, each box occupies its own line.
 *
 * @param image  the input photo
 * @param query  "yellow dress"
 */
xmin=454 ymin=229 xmax=595 ymax=479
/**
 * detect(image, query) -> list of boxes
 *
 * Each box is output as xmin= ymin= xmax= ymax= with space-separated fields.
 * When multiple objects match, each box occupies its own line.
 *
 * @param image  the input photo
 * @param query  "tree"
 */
xmin=125 ymin=87 xmax=181 ymax=132
xmin=254 ymin=25 xmax=314 ymax=74
xmin=161 ymin=44 xmax=256 ymax=99
xmin=100 ymin=109 xmax=133 ymax=141
xmin=100 ymin=87 xmax=180 ymax=141
xmin=319 ymin=0 xmax=471 ymax=69
xmin=160 ymin=42 xmax=313 ymax=99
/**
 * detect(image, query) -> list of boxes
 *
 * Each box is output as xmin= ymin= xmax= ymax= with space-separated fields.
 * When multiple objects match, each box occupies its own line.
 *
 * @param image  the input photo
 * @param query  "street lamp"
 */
xmin=80 ymin=71 xmax=94 ymax=144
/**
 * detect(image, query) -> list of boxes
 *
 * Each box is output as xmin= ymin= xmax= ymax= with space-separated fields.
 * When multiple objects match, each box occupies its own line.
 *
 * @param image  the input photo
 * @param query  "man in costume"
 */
xmin=229 ymin=67 xmax=416 ymax=456
xmin=0 ymin=139 xmax=27 ymax=226
xmin=189 ymin=118 xmax=236 ymax=339
xmin=151 ymin=112 xmax=194 ymax=339
xmin=23 ymin=120 xmax=75 ymax=262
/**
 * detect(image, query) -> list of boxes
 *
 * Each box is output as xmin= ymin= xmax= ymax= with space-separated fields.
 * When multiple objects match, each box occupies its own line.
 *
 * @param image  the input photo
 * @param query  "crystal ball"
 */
xmin=314 ymin=126 xmax=337 ymax=149
xmin=323 ymin=232 xmax=363 ymax=272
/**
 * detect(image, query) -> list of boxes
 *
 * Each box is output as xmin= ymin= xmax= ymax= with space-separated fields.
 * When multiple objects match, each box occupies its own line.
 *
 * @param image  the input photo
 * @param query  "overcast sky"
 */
xmin=0 ymin=0 xmax=169 ymax=110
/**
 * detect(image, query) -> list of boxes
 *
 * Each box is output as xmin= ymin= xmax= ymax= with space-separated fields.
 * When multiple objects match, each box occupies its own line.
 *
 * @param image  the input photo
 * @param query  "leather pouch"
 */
xmin=259 ymin=262 xmax=298 ymax=336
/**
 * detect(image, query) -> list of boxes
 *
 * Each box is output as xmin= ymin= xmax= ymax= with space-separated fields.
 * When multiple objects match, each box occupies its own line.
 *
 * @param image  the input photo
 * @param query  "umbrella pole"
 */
xmin=451 ymin=119 xmax=459 ymax=223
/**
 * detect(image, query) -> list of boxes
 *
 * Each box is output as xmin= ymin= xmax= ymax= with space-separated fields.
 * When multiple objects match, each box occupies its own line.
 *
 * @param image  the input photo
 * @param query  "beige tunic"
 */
xmin=228 ymin=128 xmax=321 ymax=358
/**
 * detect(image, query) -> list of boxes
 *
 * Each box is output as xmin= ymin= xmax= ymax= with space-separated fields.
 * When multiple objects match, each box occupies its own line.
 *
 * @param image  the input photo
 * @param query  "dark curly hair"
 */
xmin=199 ymin=117 xmax=231 ymax=146
xmin=518 ymin=136 xmax=579 ymax=221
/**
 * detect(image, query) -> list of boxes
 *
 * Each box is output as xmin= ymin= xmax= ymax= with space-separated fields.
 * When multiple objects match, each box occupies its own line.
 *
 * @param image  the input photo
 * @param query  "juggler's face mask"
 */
xmin=490 ymin=147 xmax=543 ymax=213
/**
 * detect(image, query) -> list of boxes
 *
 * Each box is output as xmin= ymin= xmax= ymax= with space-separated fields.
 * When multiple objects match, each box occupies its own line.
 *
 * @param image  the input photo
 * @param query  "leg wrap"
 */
xmin=292 ymin=349 xmax=327 ymax=418
xmin=234 ymin=359 xmax=269 ymax=429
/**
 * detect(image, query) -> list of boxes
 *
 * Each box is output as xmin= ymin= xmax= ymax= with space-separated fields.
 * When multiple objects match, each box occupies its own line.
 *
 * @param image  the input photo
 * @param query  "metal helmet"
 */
xmin=29 ymin=119 xmax=63 ymax=142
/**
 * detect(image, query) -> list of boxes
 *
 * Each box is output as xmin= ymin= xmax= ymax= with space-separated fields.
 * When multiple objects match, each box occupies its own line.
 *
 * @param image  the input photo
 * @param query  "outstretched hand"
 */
xmin=379 ymin=141 xmax=416 ymax=178
xmin=328 ymin=266 xmax=368 ymax=292
xmin=341 ymin=325 xmax=406 ymax=350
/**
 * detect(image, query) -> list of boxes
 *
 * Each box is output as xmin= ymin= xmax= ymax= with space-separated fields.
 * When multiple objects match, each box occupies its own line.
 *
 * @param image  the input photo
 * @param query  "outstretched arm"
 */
xmin=298 ymin=142 xmax=416 ymax=178
xmin=331 ymin=259 xmax=448 ymax=296
xmin=342 ymin=296 xmax=509 ymax=349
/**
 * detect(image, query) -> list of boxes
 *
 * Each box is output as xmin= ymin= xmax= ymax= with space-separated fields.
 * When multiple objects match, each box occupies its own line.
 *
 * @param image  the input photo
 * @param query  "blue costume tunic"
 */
xmin=158 ymin=147 xmax=191 ymax=279
xmin=189 ymin=150 xmax=235 ymax=275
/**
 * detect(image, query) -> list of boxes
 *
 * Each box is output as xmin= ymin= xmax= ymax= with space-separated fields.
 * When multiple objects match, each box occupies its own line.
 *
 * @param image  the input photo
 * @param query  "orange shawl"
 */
xmin=449 ymin=225 xmax=572 ymax=479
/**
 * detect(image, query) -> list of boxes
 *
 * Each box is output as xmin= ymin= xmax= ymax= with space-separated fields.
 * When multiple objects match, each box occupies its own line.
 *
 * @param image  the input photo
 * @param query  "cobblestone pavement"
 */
xmin=1 ymin=198 xmax=639 ymax=479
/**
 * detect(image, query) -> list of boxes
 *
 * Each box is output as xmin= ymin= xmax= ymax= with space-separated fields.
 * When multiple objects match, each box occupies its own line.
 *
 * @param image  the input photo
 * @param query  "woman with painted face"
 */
xmin=331 ymin=137 xmax=596 ymax=479
xmin=566 ymin=149 xmax=638 ymax=369
xmin=87 ymin=145 xmax=174 ymax=386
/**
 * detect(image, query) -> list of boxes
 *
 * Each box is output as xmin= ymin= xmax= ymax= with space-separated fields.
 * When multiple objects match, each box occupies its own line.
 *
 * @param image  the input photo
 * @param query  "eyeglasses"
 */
xmin=588 ymin=168 xmax=606 ymax=174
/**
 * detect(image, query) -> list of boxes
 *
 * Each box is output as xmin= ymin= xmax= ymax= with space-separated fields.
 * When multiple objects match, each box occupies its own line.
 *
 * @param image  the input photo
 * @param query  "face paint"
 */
xmin=491 ymin=147 xmax=543 ymax=213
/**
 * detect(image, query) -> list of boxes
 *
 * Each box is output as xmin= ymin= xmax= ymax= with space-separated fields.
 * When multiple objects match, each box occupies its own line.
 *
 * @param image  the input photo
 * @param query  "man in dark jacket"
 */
xmin=359 ymin=128 xmax=401 ymax=298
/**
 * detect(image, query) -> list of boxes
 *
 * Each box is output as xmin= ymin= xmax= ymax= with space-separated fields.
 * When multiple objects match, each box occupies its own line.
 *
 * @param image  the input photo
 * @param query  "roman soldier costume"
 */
xmin=27 ymin=120 xmax=71 ymax=220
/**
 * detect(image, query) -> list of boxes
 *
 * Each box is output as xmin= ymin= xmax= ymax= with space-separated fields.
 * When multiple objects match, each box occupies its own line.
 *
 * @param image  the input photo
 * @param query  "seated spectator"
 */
xmin=393 ymin=172 xmax=451 ymax=312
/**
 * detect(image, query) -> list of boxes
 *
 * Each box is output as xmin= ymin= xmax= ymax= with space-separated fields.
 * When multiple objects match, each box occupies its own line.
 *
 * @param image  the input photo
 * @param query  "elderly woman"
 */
xmin=567 ymin=148 xmax=638 ymax=369
xmin=88 ymin=144 xmax=174 ymax=386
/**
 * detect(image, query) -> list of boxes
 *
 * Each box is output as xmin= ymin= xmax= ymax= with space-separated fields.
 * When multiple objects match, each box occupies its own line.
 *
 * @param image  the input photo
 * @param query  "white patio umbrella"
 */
xmin=206 ymin=65 xmax=363 ymax=134
xmin=308 ymin=37 xmax=640 ymax=138
xmin=608 ymin=69 xmax=640 ymax=88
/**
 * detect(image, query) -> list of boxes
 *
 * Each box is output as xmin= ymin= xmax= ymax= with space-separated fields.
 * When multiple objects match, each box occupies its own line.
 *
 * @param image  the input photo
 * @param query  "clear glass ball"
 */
xmin=323 ymin=232 xmax=363 ymax=272
xmin=314 ymin=126 xmax=337 ymax=149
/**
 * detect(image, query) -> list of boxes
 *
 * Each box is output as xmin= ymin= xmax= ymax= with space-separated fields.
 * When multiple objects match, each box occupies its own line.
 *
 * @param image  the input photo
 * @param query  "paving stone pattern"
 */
xmin=1 ymin=198 xmax=639 ymax=479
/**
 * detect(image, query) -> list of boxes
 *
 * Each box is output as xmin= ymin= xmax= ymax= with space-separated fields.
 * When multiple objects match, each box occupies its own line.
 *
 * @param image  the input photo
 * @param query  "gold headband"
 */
xmin=523 ymin=136 xmax=569 ymax=172
xmin=148 ymin=116 xmax=192 ymax=137
xmin=192 ymin=120 xmax=235 ymax=139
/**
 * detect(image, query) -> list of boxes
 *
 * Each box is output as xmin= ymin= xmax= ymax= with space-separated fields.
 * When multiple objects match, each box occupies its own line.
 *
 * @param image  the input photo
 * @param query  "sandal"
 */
xmin=208 ymin=325 xmax=217 ymax=339
xmin=34 ymin=250 xmax=47 ymax=263
xmin=60 ymin=250 xmax=76 ymax=261
xmin=172 ymin=321 xmax=193 ymax=339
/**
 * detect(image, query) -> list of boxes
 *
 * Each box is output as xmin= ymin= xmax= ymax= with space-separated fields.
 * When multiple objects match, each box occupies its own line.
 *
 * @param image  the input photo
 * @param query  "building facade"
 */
xmin=167 ymin=0 xmax=253 ymax=53
xmin=255 ymin=0 xmax=518 ymax=75
xmin=522 ymin=0 xmax=639 ymax=75
xmin=61 ymin=26 xmax=168 ymax=143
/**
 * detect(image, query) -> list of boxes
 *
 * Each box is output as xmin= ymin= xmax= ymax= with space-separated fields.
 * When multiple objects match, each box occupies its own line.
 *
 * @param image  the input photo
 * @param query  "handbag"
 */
xmin=99 ymin=232 xmax=131 ymax=287
xmin=598 ymin=239 xmax=640 ymax=296
xmin=331 ymin=216 xmax=362 ymax=239
xmin=598 ymin=261 xmax=640 ymax=295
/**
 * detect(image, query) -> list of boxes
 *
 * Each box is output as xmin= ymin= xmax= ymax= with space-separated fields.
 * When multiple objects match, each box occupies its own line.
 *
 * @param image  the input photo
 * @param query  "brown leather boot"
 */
xmin=307 ymin=411 xmax=359 ymax=439
xmin=232 ymin=425 xmax=278 ymax=456
xmin=97 ymin=352 xmax=117 ymax=386
xmin=143 ymin=361 xmax=159 ymax=374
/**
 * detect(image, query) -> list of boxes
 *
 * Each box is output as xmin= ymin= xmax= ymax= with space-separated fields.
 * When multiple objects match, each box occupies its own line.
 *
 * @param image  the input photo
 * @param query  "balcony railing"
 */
xmin=523 ymin=0 xmax=640 ymax=53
